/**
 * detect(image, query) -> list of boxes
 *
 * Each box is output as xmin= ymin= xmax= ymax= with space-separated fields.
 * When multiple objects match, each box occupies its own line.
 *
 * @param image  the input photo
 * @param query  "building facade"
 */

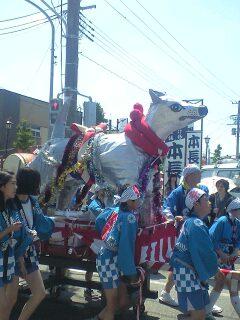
xmin=0 ymin=89 xmax=49 ymax=155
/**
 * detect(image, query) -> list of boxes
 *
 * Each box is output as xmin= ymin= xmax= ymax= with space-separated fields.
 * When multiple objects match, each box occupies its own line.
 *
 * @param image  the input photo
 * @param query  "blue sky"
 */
xmin=1 ymin=0 xmax=240 ymax=157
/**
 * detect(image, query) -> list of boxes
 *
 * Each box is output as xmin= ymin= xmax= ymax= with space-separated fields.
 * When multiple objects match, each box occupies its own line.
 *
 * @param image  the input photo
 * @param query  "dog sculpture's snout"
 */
xmin=198 ymin=106 xmax=208 ymax=117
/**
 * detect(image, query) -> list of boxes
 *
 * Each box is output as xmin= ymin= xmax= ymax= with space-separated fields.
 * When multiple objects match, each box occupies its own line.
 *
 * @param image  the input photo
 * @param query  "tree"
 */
xmin=13 ymin=120 xmax=35 ymax=152
xmin=96 ymin=102 xmax=107 ymax=124
xmin=212 ymin=144 xmax=222 ymax=164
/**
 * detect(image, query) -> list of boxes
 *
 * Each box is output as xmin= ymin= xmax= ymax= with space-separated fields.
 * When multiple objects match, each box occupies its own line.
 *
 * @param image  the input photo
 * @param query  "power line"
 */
xmin=80 ymin=12 xmax=185 ymax=96
xmin=90 ymin=35 xmax=166 ymax=91
xmin=0 ymin=14 xmax=55 ymax=31
xmin=80 ymin=52 xmax=146 ymax=92
xmin=112 ymin=0 xmax=234 ymax=101
xmin=134 ymin=0 xmax=240 ymax=99
xmin=0 ymin=2 xmax=67 ymax=23
xmin=103 ymin=0 xmax=234 ymax=102
xmin=80 ymin=20 xmax=179 ymax=95
xmin=0 ymin=17 xmax=58 ymax=36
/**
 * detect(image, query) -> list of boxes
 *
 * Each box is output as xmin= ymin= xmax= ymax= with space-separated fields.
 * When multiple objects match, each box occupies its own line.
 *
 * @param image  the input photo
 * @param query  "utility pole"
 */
xmin=64 ymin=0 xmax=81 ymax=134
xmin=232 ymin=101 xmax=240 ymax=159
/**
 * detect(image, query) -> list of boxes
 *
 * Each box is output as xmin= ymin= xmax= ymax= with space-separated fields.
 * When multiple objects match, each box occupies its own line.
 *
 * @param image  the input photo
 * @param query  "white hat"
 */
xmin=114 ymin=185 xmax=140 ymax=204
xmin=182 ymin=164 xmax=201 ymax=179
xmin=185 ymin=188 xmax=206 ymax=210
xmin=226 ymin=198 xmax=240 ymax=213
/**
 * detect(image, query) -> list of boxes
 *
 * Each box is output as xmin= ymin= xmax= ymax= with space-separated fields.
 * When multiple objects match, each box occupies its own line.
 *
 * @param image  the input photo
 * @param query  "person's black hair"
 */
xmin=0 ymin=171 xmax=14 ymax=211
xmin=16 ymin=168 xmax=41 ymax=195
xmin=165 ymin=173 xmax=178 ymax=188
xmin=216 ymin=179 xmax=229 ymax=192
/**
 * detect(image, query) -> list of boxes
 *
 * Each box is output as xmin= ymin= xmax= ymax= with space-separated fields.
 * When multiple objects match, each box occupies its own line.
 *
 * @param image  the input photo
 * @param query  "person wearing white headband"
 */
xmin=206 ymin=198 xmax=240 ymax=318
xmin=170 ymin=188 xmax=219 ymax=320
xmin=93 ymin=185 xmax=140 ymax=320
xmin=160 ymin=164 xmax=214 ymax=311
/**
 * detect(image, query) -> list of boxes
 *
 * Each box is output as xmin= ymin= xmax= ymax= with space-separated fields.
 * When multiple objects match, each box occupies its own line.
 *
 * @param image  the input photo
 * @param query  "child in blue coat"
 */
xmin=206 ymin=198 xmax=240 ymax=317
xmin=0 ymin=171 xmax=32 ymax=320
xmin=170 ymin=188 xmax=219 ymax=320
xmin=95 ymin=185 xmax=140 ymax=320
xmin=85 ymin=184 xmax=107 ymax=300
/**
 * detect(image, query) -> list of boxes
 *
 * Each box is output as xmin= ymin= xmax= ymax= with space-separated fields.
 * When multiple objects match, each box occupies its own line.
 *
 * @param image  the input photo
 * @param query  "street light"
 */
xmin=204 ymin=135 xmax=210 ymax=165
xmin=5 ymin=120 xmax=13 ymax=157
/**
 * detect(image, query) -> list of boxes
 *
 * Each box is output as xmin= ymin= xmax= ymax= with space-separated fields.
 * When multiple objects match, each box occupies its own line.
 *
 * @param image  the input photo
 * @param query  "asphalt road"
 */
xmin=11 ymin=268 xmax=239 ymax=320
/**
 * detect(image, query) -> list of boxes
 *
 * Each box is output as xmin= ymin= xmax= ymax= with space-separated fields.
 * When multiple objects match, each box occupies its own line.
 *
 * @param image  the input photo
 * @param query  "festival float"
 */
xmin=26 ymin=89 xmax=208 ymax=312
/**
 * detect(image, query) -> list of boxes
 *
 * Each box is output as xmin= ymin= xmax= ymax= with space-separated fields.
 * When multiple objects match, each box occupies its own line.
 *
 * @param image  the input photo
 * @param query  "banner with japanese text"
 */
xmin=164 ymin=126 xmax=193 ymax=182
xmin=185 ymin=130 xmax=202 ymax=167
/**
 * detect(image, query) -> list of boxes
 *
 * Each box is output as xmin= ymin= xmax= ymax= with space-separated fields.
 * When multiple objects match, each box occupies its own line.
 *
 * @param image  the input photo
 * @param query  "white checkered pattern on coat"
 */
xmin=26 ymin=245 xmax=39 ymax=266
xmin=0 ymin=255 xmax=15 ymax=278
xmin=173 ymin=267 xmax=203 ymax=293
xmin=96 ymin=255 xmax=119 ymax=287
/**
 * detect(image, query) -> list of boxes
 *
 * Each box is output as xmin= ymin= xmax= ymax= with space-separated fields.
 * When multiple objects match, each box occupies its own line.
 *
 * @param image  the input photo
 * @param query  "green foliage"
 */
xmin=212 ymin=144 xmax=222 ymax=164
xmin=13 ymin=120 xmax=35 ymax=151
xmin=96 ymin=102 xmax=107 ymax=124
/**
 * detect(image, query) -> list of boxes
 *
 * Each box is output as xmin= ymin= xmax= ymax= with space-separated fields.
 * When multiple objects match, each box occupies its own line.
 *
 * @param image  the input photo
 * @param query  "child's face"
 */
xmin=127 ymin=199 xmax=138 ymax=211
xmin=195 ymin=195 xmax=210 ymax=217
xmin=0 ymin=177 xmax=17 ymax=200
xmin=216 ymin=183 xmax=226 ymax=194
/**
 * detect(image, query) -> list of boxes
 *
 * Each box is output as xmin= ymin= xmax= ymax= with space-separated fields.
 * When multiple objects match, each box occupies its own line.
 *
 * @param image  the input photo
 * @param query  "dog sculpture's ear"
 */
xmin=149 ymin=89 xmax=165 ymax=104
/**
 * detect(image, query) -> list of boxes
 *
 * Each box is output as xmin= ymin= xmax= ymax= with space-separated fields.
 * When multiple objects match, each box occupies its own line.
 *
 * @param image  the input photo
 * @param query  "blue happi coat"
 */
xmin=16 ymin=196 xmax=54 ymax=241
xmin=15 ymin=196 xmax=54 ymax=273
xmin=163 ymin=184 xmax=209 ymax=217
xmin=95 ymin=206 xmax=137 ymax=276
xmin=170 ymin=213 xmax=218 ymax=292
xmin=88 ymin=198 xmax=105 ymax=218
xmin=0 ymin=208 xmax=33 ymax=282
xmin=209 ymin=215 xmax=240 ymax=255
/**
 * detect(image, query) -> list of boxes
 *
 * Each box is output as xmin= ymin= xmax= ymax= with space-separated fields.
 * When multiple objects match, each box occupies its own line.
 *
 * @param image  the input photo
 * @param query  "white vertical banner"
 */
xmin=185 ymin=130 xmax=202 ymax=167
xmin=164 ymin=138 xmax=186 ymax=182
xmin=164 ymin=126 xmax=194 ymax=184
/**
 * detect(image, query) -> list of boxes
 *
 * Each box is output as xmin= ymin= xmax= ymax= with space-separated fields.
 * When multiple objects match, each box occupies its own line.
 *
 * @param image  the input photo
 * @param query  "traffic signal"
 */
xmin=50 ymin=98 xmax=62 ymax=125
xmin=50 ymin=98 xmax=60 ymax=111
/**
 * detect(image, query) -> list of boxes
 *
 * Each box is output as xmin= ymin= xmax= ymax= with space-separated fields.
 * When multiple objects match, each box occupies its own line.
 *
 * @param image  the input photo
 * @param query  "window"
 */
xmin=31 ymin=127 xmax=41 ymax=140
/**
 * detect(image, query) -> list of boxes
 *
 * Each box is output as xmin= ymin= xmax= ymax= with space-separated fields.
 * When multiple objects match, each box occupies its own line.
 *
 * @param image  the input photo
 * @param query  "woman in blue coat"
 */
xmin=0 ymin=171 xmax=32 ymax=320
xmin=13 ymin=168 xmax=54 ymax=320
xmin=94 ymin=185 xmax=140 ymax=320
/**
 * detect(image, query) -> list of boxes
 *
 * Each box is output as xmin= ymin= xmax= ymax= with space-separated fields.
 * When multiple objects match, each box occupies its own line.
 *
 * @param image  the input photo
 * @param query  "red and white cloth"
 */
xmin=45 ymin=218 xmax=177 ymax=270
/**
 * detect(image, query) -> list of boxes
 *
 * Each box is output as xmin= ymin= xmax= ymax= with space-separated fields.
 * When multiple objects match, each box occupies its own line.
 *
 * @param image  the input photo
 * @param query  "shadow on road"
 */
xmin=10 ymin=296 xmax=159 ymax=320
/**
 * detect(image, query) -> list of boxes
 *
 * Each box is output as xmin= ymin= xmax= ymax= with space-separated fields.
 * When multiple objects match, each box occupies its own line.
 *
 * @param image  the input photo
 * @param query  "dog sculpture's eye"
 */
xmin=170 ymin=103 xmax=183 ymax=112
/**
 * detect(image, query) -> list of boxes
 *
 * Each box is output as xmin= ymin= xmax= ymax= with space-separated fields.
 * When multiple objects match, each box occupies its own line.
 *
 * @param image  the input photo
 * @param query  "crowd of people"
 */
xmin=0 ymin=169 xmax=54 ymax=320
xmin=0 ymin=164 xmax=240 ymax=320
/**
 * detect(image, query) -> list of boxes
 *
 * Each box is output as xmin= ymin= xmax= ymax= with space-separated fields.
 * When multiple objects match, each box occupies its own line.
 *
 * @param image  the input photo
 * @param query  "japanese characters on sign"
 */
xmin=164 ymin=126 xmax=193 ymax=181
xmin=185 ymin=131 xmax=202 ymax=167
